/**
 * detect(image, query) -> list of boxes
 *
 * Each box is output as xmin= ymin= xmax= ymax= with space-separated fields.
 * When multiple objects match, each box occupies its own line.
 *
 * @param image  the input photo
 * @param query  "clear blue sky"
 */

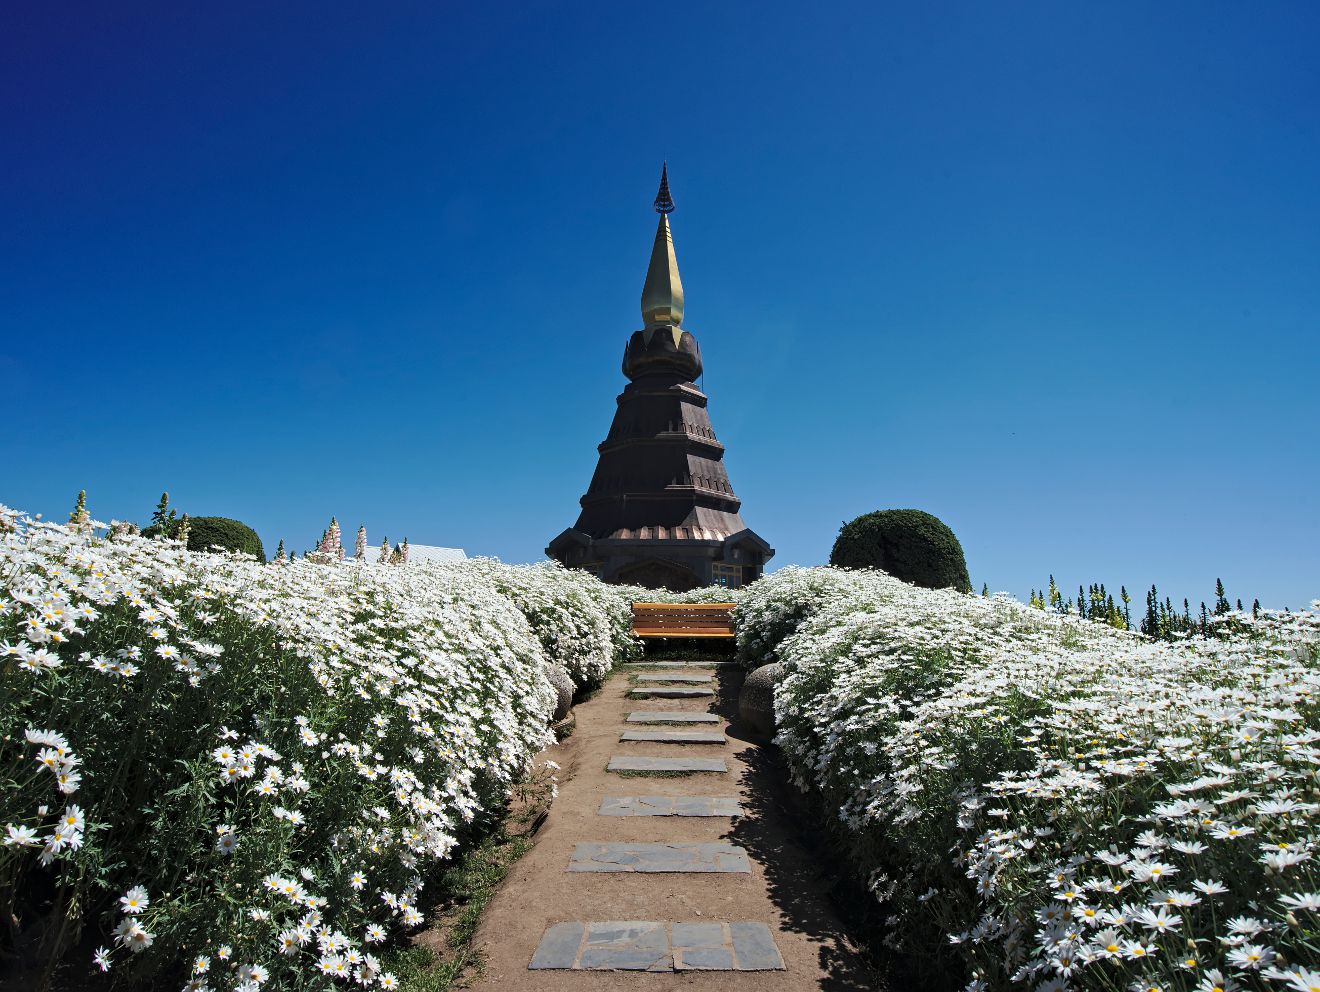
xmin=4 ymin=2 xmax=1317 ymax=609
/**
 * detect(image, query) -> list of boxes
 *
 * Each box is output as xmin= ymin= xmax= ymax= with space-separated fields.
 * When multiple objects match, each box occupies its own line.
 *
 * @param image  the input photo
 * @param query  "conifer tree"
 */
xmin=1253 ymin=598 xmax=1261 ymax=619
xmin=355 ymin=526 xmax=367 ymax=561
xmin=151 ymin=492 xmax=171 ymax=530
xmin=275 ymin=539 xmax=287 ymax=563
xmin=69 ymin=490 xmax=91 ymax=531
xmin=1121 ymin=586 xmax=1131 ymax=630
xmin=378 ymin=536 xmax=390 ymax=564
xmin=150 ymin=491 xmax=179 ymax=538
xmin=981 ymin=582 xmax=989 ymax=597
xmin=1214 ymin=578 xmax=1230 ymax=615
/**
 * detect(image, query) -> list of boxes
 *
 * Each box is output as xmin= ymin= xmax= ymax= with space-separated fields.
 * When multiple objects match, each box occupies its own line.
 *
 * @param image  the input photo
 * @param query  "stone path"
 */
xmin=530 ymin=921 xmax=785 ymax=971
xmin=625 ymin=710 xmax=720 ymax=723
xmin=568 ymin=841 xmax=751 ymax=873
xmin=620 ymin=729 xmax=726 ymax=744
xmin=598 ymin=795 xmax=742 ymax=817
xmin=607 ymin=755 xmax=726 ymax=773
xmin=630 ymin=686 xmax=714 ymax=698
xmin=621 ymin=660 xmax=739 ymax=667
xmin=463 ymin=662 xmax=878 ymax=990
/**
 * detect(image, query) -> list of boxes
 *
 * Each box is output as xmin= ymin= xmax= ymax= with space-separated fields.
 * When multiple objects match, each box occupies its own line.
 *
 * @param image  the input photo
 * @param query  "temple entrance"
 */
xmin=615 ymin=558 xmax=701 ymax=592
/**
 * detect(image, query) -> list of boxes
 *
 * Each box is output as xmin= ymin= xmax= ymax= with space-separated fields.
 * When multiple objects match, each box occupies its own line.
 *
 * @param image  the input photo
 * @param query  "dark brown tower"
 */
xmin=547 ymin=167 xmax=773 ymax=590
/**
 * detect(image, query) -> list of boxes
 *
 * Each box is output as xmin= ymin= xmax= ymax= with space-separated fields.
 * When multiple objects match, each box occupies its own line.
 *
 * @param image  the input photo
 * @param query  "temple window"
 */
xmin=712 ymin=563 xmax=744 ymax=588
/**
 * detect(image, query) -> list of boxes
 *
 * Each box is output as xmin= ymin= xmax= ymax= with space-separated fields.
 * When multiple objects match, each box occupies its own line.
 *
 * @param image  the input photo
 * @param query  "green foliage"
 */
xmin=148 ymin=491 xmax=180 ymax=538
xmin=828 ymin=509 xmax=971 ymax=593
xmin=180 ymin=516 xmax=266 ymax=562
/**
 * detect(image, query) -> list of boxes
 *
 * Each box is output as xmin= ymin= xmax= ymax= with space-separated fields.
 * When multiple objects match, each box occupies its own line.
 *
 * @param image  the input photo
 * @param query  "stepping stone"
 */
xmin=622 ymin=660 xmax=738 ymax=667
xmin=620 ymin=730 xmax=725 ymax=744
xmin=598 ymin=795 xmax=742 ymax=817
xmin=627 ymin=710 xmax=719 ymax=723
xmin=567 ymin=842 xmax=750 ymax=873
xmin=637 ymin=673 xmax=712 ymax=684
xmin=676 ymin=922 xmax=786 ymax=971
xmin=608 ymin=756 xmax=726 ymax=773
xmin=530 ymin=921 xmax=669 ymax=971
xmin=630 ymin=687 xmax=714 ymax=698
xmin=529 ymin=921 xmax=784 ymax=971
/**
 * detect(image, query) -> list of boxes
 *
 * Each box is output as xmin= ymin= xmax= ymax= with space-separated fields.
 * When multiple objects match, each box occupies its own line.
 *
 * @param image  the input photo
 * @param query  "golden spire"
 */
xmin=640 ymin=163 xmax=684 ymax=331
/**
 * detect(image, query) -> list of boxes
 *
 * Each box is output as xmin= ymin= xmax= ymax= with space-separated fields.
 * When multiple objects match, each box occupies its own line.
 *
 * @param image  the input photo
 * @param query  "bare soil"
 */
xmin=463 ymin=665 xmax=882 ymax=991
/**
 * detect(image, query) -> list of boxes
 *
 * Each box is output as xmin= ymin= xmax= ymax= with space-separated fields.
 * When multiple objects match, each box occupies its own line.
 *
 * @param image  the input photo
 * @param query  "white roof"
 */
xmin=405 ymin=544 xmax=466 ymax=564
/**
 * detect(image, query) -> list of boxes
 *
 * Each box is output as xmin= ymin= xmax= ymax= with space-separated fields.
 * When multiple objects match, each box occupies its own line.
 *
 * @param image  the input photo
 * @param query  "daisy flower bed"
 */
xmin=0 ymin=506 xmax=634 ymax=989
xmin=737 ymin=567 xmax=1320 ymax=992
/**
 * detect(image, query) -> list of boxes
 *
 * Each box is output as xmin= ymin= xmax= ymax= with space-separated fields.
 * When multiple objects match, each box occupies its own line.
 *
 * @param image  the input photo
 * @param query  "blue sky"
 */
xmin=3 ymin=1 xmax=1317 ymax=609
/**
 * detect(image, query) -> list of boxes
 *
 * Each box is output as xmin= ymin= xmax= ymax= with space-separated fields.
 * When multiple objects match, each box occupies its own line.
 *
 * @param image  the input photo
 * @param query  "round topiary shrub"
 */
xmin=829 ymin=509 xmax=970 ymax=592
xmin=183 ymin=516 xmax=266 ymax=561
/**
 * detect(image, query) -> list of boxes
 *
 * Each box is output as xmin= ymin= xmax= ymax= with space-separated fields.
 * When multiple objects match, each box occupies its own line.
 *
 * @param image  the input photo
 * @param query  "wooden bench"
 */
xmin=631 ymin=602 xmax=737 ymax=639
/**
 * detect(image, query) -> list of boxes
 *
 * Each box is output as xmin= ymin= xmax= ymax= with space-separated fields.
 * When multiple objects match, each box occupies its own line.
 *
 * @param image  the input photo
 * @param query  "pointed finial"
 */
xmin=653 ymin=162 xmax=674 ymax=214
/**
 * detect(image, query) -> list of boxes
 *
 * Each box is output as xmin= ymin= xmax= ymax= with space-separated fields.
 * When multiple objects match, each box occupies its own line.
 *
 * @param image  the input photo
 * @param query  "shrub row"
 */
xmin=0 ymin=507 xmax=633 ymax=990
xmin=737 ymin=567 xmax=1320 ymax=992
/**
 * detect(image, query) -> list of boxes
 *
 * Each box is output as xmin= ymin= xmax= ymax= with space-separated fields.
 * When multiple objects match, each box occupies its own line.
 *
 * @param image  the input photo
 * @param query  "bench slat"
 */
xmin=630 ymin=602 xmax=735 ymax=639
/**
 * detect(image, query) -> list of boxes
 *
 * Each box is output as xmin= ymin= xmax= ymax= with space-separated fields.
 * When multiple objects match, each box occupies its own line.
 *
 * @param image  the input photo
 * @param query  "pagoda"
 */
xmin=547 ymin=166 xmax=773 ymax=591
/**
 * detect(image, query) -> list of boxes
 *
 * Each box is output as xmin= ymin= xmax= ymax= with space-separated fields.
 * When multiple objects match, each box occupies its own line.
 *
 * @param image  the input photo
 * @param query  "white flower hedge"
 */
xmin=0 ymin=507 xmax=634 ymax=990
xmin=458 ymin=559 xmax=638 ymax=690
xmin=739 ymin=567 xmax=1320 ymax=992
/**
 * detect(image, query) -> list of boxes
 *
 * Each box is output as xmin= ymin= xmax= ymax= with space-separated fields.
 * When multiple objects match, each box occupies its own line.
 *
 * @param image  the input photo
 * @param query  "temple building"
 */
xmin=547 ymin=166 xmax=773 ymax=591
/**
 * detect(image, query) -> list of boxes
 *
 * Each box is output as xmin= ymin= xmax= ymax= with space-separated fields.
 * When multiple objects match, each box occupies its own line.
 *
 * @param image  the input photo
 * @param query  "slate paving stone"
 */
xmin=630 ymin=687 xmax=714 ymax=698
xmin=626 ymin=710 xmax=720 ymax=723
xmin=620 ymin=660 xmax=736 ymax=667
xmin=620 ymin=729 xmax=726 ymax=744
xmin=529 ymin=922 xmax=785 ymax=971
xmin=607 ymin=756 xmax=726 ymax=773
xmin=567 ymin=842 xmax=751 ymax=873
xmin=529 ymin=922 xmax=586 ymax=969
xmin=729 ymin=922 xmax=788 ymax=970
xmin=597 ymin=795 xmax=743 ymax=817
xmin=579 ymin=922 xmax=671 ymax=971
xmin=636 ymin=673 xmax=713 ymax=684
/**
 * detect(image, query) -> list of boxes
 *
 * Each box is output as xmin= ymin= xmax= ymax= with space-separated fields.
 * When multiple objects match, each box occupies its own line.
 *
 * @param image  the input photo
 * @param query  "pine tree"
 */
xmin=151 ymin=492 xmax=171 ymax=530
xmin=378 ymin=536 xmax=390 ymax=564
xmin=1214 ymin=578 xmax=1230 ymax=615
xmin=150 ymin=491 xmax=179 ymax=538
xmin=1142 ymin=585 xmax=1158 ymax=637
xmin=1252 ymin=598 xmax=1261 ymax=619
xmin=69 ymin=490 xmax=91 ymax=530
xmin=1121 ymin=586 xmax=1131 ymax=630
xmin=981 ymin=582 xmax=989 ymax=597
xmin=401 ymin=538 xmax=410 ymax=564
xmin=275 ymin=539 xmax=287 ymax=563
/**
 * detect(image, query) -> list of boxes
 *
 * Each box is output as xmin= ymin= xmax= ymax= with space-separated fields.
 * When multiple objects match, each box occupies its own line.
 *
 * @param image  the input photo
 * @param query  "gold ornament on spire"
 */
xmin=641 ymin=163 xmax=684 ymax=332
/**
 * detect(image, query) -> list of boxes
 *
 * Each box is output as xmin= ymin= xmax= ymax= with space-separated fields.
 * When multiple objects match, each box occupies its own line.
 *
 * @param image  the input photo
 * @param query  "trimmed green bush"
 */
xmin=183 ymin=515 xmax=266 ymax=561
xmin=829 ymin=509 xmax=970 ymax=592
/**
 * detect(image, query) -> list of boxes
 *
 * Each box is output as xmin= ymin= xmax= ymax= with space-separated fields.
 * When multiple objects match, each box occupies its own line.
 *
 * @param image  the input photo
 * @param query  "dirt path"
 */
xmin=463 ymin=663 xmax=879 ymax=991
